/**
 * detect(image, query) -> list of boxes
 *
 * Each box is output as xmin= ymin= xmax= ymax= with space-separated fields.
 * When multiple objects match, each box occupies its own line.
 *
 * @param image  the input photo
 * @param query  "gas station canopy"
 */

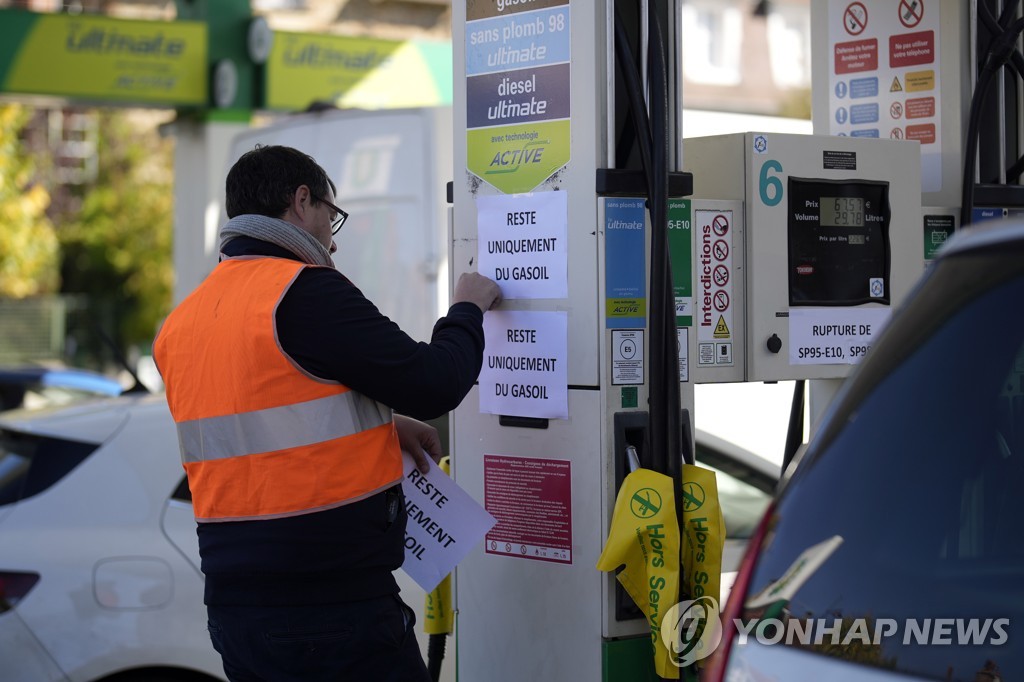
xmin=0 ymin=7 xmax=453 ymax=113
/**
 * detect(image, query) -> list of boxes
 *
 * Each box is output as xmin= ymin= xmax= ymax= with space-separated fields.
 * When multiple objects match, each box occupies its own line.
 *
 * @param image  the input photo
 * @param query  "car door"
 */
xmin=161 ymin=475 xmax=203 ymax=574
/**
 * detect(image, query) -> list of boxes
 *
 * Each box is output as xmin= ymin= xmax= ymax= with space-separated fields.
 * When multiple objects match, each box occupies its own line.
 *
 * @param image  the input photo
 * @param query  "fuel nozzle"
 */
xmin=626 ymin=445 xmax=641 ymax=473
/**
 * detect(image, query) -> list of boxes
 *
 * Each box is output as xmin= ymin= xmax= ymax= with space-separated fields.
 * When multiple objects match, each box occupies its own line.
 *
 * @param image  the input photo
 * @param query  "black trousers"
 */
xmin=207 ymin=594 xmax=431 ymax=681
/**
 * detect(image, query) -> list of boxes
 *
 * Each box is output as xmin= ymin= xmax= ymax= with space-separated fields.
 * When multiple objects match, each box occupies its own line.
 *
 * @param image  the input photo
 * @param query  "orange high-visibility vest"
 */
xmin=153 ymin=256 xmax=402 ymax=523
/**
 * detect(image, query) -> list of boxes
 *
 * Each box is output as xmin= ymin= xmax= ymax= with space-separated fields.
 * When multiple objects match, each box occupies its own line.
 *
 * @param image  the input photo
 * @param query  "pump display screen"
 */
xmin=788 ymin=178 xmax=890 ymax=306
xmin=820 ymin=197 xmax=865 ymax=227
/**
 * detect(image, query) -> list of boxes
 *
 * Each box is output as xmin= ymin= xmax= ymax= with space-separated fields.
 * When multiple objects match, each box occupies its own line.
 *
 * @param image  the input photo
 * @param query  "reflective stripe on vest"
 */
xmin=176 ymin=391 xmax=392 ymax=462
xmin=184 ymin=423 xmax=400 ymax=523
xmin=154 ymin=256 xmax=403 ymax=523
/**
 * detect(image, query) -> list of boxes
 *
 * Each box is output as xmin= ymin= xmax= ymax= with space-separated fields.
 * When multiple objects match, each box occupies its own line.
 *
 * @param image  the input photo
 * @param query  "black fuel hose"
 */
xmin=427 ymin=632 xmax=446 ymax=682
xmin=960 ymin=9 xmax=1024 ymax=227
xmin=613 ymin=7 xmax=655 ymax=194
xmin=644 ymin=0 xmax=686 ymax=523
xmin=614 ymin=0 xmax=684 ymax=512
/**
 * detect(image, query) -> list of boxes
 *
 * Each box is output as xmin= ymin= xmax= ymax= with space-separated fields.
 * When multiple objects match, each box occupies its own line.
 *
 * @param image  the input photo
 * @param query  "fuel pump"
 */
xmin=450 ymin=1 xmax=693 ymax=679
xmin=683 ymin=131 xmax=924 ymax=387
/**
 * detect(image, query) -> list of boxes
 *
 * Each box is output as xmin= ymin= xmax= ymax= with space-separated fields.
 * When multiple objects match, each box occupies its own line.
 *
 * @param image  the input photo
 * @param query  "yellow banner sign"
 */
xmin=266 ymin=32 xmax=450 ymax=110
xmin=597 ymin=468 xmax=681 ymax=679
xmin=3 ymin=13 xmax=206 ymax=105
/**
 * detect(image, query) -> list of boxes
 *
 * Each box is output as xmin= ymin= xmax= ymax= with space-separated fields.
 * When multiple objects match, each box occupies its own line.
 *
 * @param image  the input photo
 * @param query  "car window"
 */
xmin=0 ymin=370 xmax=122 ymax=412
xmin=696 ymin=443 xmax=776 ymax=540
xmin=697 ymin=460 xmax=773 ymax=540
xmin=0 ymin=429 xmax=98 ymax=506
xmin=171 ymin=475 xmax=192 ymax=503
xmin=18 ymin=386 xmax=103 ymax=411
xmin=744 ymin=265 xmax=1024 ymax=679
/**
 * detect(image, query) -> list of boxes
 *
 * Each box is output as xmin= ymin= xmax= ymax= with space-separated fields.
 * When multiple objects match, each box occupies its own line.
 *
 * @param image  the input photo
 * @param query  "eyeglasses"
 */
xmin=315 ymin=195 xmax=349 ymax=235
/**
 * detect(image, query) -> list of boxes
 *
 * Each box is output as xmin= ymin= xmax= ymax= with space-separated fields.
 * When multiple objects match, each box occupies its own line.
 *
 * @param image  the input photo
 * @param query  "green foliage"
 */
xmin=0 ymin=104 xmax=59 ymax=298
xmin=58 ymin=110 xmax=173 ymax=354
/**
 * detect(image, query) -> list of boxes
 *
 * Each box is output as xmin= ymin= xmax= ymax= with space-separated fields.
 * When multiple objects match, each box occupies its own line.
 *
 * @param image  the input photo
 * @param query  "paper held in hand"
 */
xmin=400 ymin=452 xmax=497 ymax=592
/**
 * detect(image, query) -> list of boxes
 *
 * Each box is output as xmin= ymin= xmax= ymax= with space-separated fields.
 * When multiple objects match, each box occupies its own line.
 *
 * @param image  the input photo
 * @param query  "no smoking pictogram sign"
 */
xmin=899 ymin=0 xmax=923 ymax=29
xmin=844 ymin=2 xmax=868 ymax=35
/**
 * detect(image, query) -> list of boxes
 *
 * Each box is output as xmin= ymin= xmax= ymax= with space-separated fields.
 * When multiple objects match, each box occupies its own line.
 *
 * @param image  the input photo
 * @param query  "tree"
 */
xmin=57 ymin=109 xmax=174 ymax=361
xmin=0 ymin=104 xmax=59 ymax=298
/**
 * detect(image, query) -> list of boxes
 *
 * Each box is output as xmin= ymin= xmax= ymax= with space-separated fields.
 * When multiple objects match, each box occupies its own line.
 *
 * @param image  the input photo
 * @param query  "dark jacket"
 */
xmin=198 ymin=236 xmax=485 ymax=606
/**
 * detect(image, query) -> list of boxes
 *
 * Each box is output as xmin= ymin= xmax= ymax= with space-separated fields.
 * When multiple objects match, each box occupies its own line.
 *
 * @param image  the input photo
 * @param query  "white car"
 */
xmin=0 ymin=394 xmax=777 ymax=681
xmin=693 ymin=428 xmax=780 ymax=602
xmin=0 ymin=395 xmax=222 ymax=682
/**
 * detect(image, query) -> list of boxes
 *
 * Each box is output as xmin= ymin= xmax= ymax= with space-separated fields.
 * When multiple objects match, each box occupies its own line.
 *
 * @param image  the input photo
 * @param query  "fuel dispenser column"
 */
xmin=451 ymin=1 xmax=692 ymax=679
xmin=685 ymin=133 xmax=924 ymax=436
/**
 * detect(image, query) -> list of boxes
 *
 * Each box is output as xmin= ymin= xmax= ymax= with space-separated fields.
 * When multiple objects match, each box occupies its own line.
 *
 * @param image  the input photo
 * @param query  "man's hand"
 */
xmin=394 ymin=414 xmax=443 ymax=474
xmin=453 ymin=272 xmax=502 ymax=312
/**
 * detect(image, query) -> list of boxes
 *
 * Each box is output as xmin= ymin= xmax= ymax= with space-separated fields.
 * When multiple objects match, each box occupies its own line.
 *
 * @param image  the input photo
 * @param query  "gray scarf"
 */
xmin=219 ymin=214 xmax=335 ymax=268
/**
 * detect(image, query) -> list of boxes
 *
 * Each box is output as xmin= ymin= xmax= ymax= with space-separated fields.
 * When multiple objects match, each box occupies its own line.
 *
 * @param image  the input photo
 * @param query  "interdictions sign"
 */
xmin=479 ymin=310 xmax=569 ymax=419
xmin=696 ymin=209 xmax=735 ymax=368
xmin=400 ymin=453 xmax=496 ymax=592
xmin=476 ymin=190 xmax=568 ymax=299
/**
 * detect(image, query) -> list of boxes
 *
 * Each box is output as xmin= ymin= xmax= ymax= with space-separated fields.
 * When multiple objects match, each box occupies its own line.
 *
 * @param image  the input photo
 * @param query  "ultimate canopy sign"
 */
xmin=0 ymin=10 xmax=206 ymax=106
xmin=265 ymin=32 xmax=454 ymax=111
xmin=0 ymin=8 xmax=455 ymax=113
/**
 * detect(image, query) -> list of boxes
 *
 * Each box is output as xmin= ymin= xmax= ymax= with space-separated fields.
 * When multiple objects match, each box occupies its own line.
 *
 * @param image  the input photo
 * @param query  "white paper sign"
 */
xmin=479 ymin=310 xmax=569 ymax=419
xmin=477 ymin=191 xmax=569 ymax=300
xmin=611 ymin=329 xmax=644 ymax=385
xmin=789 ymin=307 xmax=891 ymax=365
xmin=400 ymin=452 xmax=497 ymax=592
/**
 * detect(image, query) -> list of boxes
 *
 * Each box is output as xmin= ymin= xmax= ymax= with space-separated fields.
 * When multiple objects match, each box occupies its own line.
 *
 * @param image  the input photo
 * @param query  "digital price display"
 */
xmin=788 ymin=178 xmax=890 ymax=306
xmin=820 ymin=196 xmax=865 ymax=227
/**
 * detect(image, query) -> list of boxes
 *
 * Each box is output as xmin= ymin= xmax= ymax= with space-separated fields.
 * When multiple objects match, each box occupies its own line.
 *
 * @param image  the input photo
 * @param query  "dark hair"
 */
xmin=225 ymin=145 xmax=337 ymax=219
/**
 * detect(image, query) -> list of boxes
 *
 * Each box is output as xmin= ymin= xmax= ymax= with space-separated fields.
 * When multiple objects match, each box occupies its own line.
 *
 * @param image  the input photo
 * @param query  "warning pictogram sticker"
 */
xmin=844 ymin=2 xmax=868 ymax=36
xmin=890 ymin=102 xmax=903 ymax=119
xmin=890 ymin=77 xmax=903 ymax=92
xmin=713 ymin=316 xmax=730 ymax=339
xmin=712 ymin=214 xmax=730 ymax=237
xmin=891 ymin=127 xmax=904 ymax=139
xmin=713 ymin=240 xmax=729 ymax=261
xmin=713 ymin=291 xmax=730 ymax=313
xmin=899 ymin=0 xmax=923 ymax=29
xmin=713 ymin=264 xmax=729 ymax=287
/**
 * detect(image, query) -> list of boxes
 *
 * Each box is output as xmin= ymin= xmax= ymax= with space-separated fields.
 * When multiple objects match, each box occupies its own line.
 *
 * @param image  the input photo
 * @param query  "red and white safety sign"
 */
xmin=827 ymin=0 xmax=943 ymax=192
xmin=696 ymin=210 xmax=734 ymax=368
